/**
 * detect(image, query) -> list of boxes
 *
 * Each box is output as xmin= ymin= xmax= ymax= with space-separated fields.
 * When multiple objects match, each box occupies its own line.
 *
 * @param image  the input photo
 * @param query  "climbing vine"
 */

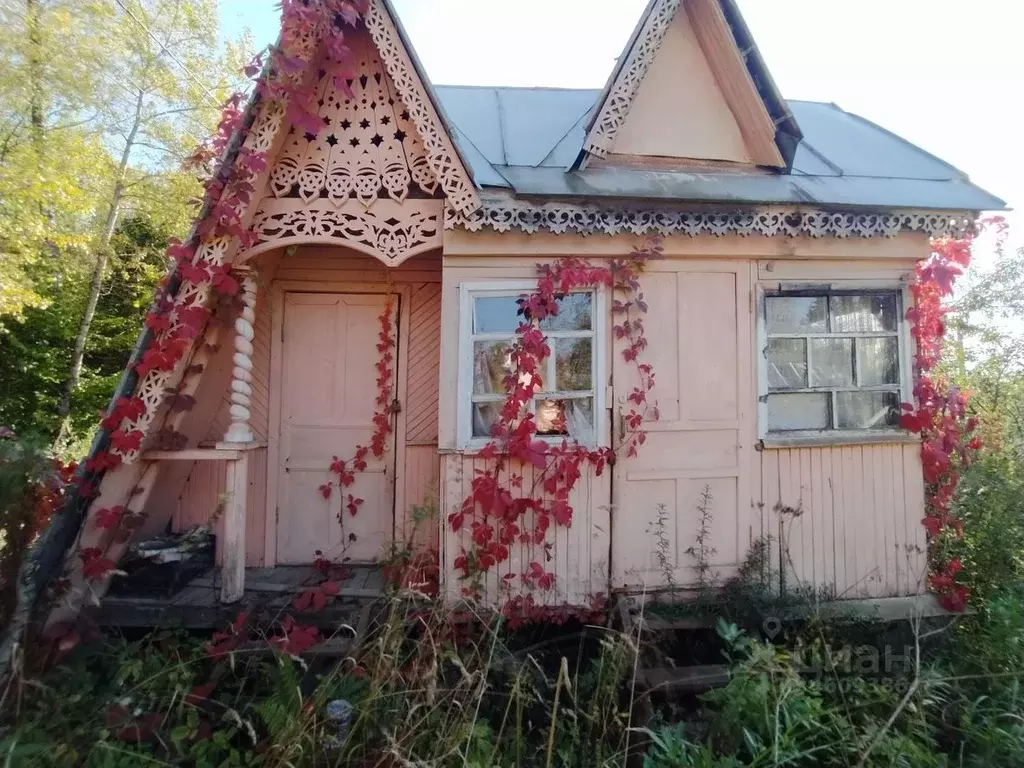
xmin=71 ymin=2 xmax=368 ymax=593
xmin=317 ymin=297 xmax=397 ymax=534
xmin=899 ymin=219 xmax=1003 ymax=612
xmin=450 ymin=239 xmax=664 ymax=614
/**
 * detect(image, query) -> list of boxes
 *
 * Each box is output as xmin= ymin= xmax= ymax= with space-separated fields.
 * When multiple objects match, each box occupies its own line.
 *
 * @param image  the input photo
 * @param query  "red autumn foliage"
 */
xmin=271 ymin=616 xmax=320 ymax=655
xmin=78 ymin=547 xmax=117 ymax=581
xmin=900 ymin=220 xmax=1005 ymax=611
xmin=451 ymin=239 xmax=664 ymax=606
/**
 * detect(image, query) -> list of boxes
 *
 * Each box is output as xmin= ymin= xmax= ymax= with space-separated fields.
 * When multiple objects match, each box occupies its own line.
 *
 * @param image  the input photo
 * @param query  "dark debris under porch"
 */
xmin=96 ymin=566 xmax=385 ymax=630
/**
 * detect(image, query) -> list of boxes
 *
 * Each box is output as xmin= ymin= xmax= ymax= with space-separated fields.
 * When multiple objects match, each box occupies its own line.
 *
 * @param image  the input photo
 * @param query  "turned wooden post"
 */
xmin=219 ymin=269 xmax=258 ymax=604
xmin=224 ymin=271 xmax=258 ymax=443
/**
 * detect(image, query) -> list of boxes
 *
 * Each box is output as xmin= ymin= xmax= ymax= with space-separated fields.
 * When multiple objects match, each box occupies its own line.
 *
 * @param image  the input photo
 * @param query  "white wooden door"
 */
xmin=276 ymin=292 xmax=395 ymax=564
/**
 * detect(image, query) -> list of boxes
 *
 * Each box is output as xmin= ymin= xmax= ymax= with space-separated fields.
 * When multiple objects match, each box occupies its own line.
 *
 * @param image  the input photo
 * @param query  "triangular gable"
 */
xmin=581 ymin=0 xmax=801 ymax=168
xmin=44 ymin=0 xmax=478 ymax=624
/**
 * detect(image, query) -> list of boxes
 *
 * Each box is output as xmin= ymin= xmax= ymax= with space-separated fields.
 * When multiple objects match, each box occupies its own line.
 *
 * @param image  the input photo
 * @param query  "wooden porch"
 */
xmin=98 ymin=565 xmax=385 ymax=629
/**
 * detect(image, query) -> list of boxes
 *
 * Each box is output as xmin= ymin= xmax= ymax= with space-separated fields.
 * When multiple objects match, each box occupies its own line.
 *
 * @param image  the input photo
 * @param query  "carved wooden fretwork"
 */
xmin=584 ymin=0 xmax=682 ymax=158
xmin=364 ymin=1 xmax=480 ymax=215
xmin=445 ymin=198 xmax=973 ymax=239
xmin=252 ymin=198 xmax=440 ymax=264
xmin=268 ymin=30 xmax=439 ymax=208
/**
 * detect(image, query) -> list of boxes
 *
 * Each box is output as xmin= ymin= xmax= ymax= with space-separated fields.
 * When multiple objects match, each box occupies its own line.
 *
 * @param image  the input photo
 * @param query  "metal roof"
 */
xmin=433 ymin=86 xmax=1005 ymax=212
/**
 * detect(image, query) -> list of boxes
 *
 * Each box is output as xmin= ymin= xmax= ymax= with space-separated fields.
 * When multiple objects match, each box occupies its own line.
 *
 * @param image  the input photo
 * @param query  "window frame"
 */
xmin=456 ymin=280 xmax=608 ymax=451
xmin=756 ymin=282 xmax=916 ymax=447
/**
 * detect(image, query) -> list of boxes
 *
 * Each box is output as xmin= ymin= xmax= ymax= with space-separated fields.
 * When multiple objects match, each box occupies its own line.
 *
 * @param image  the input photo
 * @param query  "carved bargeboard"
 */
xmin=252 ymin=28 xmax=443 ymax=264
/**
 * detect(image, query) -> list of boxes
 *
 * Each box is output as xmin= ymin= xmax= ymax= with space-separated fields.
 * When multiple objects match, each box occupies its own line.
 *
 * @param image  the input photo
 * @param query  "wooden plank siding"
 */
xmin=758 ymin=444 xmax=927 ymax=599
xmin=437 ymin=251 xmax=928 ymax=606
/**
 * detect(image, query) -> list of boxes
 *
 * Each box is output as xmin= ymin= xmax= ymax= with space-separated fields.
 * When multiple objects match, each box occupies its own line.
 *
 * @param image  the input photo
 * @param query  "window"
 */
xmin=760 ymin=289 xmax=908 ymax=436
xmin=459 ymin=283 xmax=603 ymax=447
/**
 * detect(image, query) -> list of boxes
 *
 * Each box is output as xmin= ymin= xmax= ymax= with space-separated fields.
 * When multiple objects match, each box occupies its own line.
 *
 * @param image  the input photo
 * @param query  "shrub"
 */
xmin=944 ymin=452 xmax=1024 ymax=603
xmin=0 ymin=431 xmax=74 ymax=627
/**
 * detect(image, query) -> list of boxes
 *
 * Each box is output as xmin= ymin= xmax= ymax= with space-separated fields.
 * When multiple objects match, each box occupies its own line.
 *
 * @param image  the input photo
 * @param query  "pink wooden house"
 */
xmin=59 ymin=0 xmax=1003 ymax=619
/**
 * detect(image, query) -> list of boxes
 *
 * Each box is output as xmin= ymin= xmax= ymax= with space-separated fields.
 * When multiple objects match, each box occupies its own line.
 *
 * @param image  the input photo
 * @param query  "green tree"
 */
xmin=0 ymin=0 xmax=250 ymax=447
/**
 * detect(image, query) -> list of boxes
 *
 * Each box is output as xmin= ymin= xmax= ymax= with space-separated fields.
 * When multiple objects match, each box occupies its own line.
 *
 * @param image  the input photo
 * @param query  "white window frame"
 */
xmin=457 ymin=280 xmax=607 ymax=451
xmin=756 ymin=281 xmax=916 ymax=448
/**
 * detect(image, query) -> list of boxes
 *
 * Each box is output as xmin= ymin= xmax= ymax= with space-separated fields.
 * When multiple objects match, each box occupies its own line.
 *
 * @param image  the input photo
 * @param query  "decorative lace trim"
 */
xmin=365 ymin=0 xmax=480 ymax=215
xmin=268 ymin=31 xmax=439 ymax=208
xmin=252 ymin=198 xmax=441 ymax=264
xmin=584 ymin=0 xmax=682 ymax=158
xmin=445 ymin=199 xmax=973 ymax=239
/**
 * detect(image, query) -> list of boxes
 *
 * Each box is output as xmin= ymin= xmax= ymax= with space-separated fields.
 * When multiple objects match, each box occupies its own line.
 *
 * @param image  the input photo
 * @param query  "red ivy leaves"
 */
xmin=293 ymin=580 xmax=340 ymax=612
xmin=271 ymin=616 xmax=320 ymax=655
xmin=101 ymin=397 xmax=145 ymax=431
xmin=900 ymin=221 xmax=1005 ymax=612
xmin=108 ymin=429 xmax=143 ymax=455
xmin=94 ymin=506 xmax=126 ymax=530
xmin=79 ymin=548 xmax=117 ymax=580
xmin=452 ymin=240 xmax=664 ymax=599
xmin=316 ymin=301 xmax=396 ymax=514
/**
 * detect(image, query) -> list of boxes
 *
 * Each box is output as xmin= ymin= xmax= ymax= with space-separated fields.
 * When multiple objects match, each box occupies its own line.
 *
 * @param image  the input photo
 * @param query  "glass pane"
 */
xmin=535 ymin=398 xmax=594 ymax=442
xmin=474 ymin=295 xmax=522 ymax=333
xmin=473 ymin=341 xmax=513 ymax=395
xmin=472 ymin=402 xmax=503 ymax=438
xmin=858 ymin=337 xmax=900 ymax=386
xmin=554 ymin=338 xmax=592 ymax=391
xmin=836 ymin=391 xmax=899 ymax=429
xmin=831 ymin=294 xmax=897 ymax=333
xmin=540 ymin=292 xmax=593 ymax=331
xmin=810 ymin=338 xmax=854 ymax=387
xmin=766 ymin=296 xmax=827 ymax=334
xmin=767 ymin=393 xmax=831 ymax=431
xmin=766 ymin=339 xmax=807 ymax=390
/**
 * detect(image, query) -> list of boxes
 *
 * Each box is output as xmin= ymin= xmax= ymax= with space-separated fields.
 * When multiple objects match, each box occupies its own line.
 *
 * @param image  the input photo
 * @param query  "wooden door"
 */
xmin=611 ymin=263 xmax=754 ymax=590
xmin=276 ymin=292 xmax=396 ymax=564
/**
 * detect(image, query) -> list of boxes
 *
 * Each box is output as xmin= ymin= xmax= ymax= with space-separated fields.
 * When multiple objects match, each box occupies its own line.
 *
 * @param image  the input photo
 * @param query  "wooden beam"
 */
xmin=686 ymin=0 xmax=784 ymax=168
xmin=142 ymin=449 xmax=243 ymax=461
xmin=220 ymin=454 xmax=249 ymax=603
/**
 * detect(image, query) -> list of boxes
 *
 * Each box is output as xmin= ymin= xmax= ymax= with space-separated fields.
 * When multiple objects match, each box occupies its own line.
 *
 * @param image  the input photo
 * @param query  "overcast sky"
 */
xmin=219 ymin=0 xmax=1021 ymax=259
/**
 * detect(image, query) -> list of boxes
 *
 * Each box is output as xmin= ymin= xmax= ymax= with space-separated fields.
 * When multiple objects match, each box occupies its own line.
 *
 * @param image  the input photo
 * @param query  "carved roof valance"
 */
xmin=444 ymin=198 xmax=973 ymax=239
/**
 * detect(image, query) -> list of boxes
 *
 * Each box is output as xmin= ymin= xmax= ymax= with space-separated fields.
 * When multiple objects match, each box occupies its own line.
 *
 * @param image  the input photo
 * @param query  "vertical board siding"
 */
xmin=758 ymin=444 xmax=926 ymax=598
xmin=173 ymin=448 xmax=268 ymax=567
xmin=402 ymin=445 xmax=440 ymax=548
xmin=440 ymin=453 xmax=611 ymax=606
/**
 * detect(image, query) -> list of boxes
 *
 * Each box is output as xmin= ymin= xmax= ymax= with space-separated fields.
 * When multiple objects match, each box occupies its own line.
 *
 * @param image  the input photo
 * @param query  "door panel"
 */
xmin=612 ymin=264 xmax=754 ymax=589
xmin=277 ymin=293 xmax=395 ymax=564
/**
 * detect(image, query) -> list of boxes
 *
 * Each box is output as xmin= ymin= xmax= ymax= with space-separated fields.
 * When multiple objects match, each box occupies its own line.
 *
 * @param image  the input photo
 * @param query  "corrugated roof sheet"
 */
xmin=433 ymin=86 xmax=1005 ymax=211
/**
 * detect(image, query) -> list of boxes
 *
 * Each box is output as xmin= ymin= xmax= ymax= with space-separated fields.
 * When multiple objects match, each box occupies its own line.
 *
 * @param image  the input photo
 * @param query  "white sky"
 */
xmin=219 ymin=0 xmax=1022 ymax=260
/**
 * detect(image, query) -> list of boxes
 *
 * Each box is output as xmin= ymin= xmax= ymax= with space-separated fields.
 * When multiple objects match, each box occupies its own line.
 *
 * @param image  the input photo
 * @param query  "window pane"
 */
xmin=831 ymin=294 xmax=897 ymax=333
xmin=554 ymin=338 xmax=592 ymax=391
xmin=541 ymin=293 xmax=592 ymax=331
xmin=809 ymin=338 xmax=854 ymax=387
xmin=766 ymin=296 xmax=827 ymax=334
xmin=474 ymin=296 xmax=522 ymax=333
xmin=535 ymin=397 xmax=594 ymax=443
xmin=767 ymin=393 xmax=831 ymax=431
xmin=858 ymin=337 xmax=899 ymax=386
xmin=767 ymin=339 xmax=807 ymax=390
xmin=473 ymin=341 xmax=513 ymax=394
xmin=836 ymin=391 xmax=899 ymax=429
xmin=472 ymin=402 xmax=503 ymax=437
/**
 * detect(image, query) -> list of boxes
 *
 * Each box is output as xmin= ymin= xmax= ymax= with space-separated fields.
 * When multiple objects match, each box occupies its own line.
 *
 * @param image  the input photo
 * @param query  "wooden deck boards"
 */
xmin=98 ymin=566 xmax=385 ymax=629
